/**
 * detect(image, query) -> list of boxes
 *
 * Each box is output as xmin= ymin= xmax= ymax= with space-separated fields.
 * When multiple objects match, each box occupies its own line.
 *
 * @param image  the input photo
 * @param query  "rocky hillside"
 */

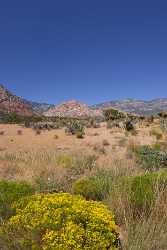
xmin=44 ymin=100 xmax=103 ymax=118
xmin=23 ymin=99 xmax=53 ymax=114
xmin=0 ymin=84 xmax=33 ymax=116
xmin=92 ymin=98 xmax=167 ymax=115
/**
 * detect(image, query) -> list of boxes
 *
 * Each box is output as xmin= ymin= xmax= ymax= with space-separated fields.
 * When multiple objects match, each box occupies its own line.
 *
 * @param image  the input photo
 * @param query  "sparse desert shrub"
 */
xmin=66 ymin=154 xmax=97 ymax=176
xmin=135 ymin=145 xmax=167 ymax=170
xmin=24 ymin=120 xmax=31 ymax=128
xmin=93 ymin=123 xmax=101 ymax=128
xmin=118 ymin=138 xmax=127 ymax=147
xmin=35 ymin=129 xmax=41 ymax=135
xmin=126 ymin=140 xmax=139 ymax=159
xmin=150 ymin=128 xmax=163 ymax=140
xmin=76 ymin=130 xmax=85 ymax=139
xmin=65 ymin=120 xmax=85 ymax=136
xmin=160 ymin=118 xmax=167 ymax=132
xmin=0 ymin=193 xmax=120 ymax=250
xmin=130 ymin=129 xmax=138 ymax=136
xmin=102 ymin=139 xmax=110 ymax=146
xmin=0 ymin=131 xmax=4 ymax=135
xmin=158 ymin=111 xmax=167 ymax=118
xmin=34 ymin=176 xmax=61 ymax=193
xmin=147 ymin=115 xmax=154 ymax=123
xmin=54 ymin=134 xmax=59 ymax=139
xmin=51 ymin=154 xmax=99 ymax=192
xmin=3 ymin=112 xmax=23 ymax=124
xmin=152 ymin=143 xmax=161 ymax=151
xmin=0 ymin=180 xmax=35 ymax=221
xmin=17 ymin=130 xmax=22 ymax=135
xmin=104 ymin=108 xmax=126 ymax=121
xmin=93 ymin=144 xmax=106 ymax=154
xmin=125 ymin=120 xmax=134 ymax=131
xmin=106 ymin=120 xmax=113 ymax=129
xmin=73 ymin=169 xmax=113 ymax=201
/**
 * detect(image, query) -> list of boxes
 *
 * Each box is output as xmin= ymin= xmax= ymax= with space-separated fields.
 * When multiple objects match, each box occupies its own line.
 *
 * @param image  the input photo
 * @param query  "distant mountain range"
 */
xmin=92 ymin=98 xmax=167 ymax=115
xmin=1 ymin=84 xmax=167 ymax=117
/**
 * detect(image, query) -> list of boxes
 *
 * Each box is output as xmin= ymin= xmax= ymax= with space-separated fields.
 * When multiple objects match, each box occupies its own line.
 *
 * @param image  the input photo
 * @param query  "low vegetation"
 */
xmin=0 ymin=115 xmax=166 ymax=249
xmin=0 ymin=193 xmax=120 ymax=249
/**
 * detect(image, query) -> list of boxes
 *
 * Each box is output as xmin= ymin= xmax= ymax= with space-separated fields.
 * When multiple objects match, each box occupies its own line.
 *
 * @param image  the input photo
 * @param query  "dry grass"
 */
xmin=0 ymin=122 xmax=166 ymax=249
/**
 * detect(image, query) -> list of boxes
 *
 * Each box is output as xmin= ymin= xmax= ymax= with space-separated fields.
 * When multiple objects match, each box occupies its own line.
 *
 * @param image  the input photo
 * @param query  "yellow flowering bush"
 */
xmin=0 ymin=193 xmax=119 ymax=249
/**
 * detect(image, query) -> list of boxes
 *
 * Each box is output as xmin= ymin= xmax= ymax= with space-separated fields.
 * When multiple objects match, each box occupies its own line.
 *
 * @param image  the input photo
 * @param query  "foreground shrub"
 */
xmin=0 ymin=180 xmax=35 ymax=221
xmin=0 ymin=193 xmax=120 ymax=249
xmin=109 ymin=171 xmax=167 ymax=220
xmin=73 ymin=170 xmax=113 ymax=201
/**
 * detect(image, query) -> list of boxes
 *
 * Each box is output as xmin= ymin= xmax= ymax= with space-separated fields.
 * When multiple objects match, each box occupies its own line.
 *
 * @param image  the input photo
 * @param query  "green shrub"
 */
xmin=0 ymin=193 xmax=120 ymax=249
xmin=73 ymin=170 xmax=113 ymax=201
xmin=3 ymin=112 xmax=23 ymax=124
xmin=65 ymin=120 xmax=85 ymax=136
xmin=125 ymin=120 xmax=134 ymax=131
xmin=160 ymin=118 xmax=167 ymax=131
xmin=0 ymin=181 xmax=35 ymax=220
xmin=76 ymin=130 xmax=85 ymax=139
xmin=135 ymin=145 xmax=167 ymax=170
xmin=115 ymin=171 xmax=167 ymax=218
xmin=102 ymin=139 xmax=110 ymax=146
xmin=104 ymin=108 xmax=126 ymax=121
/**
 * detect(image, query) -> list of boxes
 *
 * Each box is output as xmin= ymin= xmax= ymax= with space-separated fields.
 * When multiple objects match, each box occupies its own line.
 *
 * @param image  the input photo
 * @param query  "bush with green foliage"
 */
xmin=104 ymin=108 xmax=126 ymax=121
xmin=160 ymin=118 xmax=167 ymax=132
xmin=113 ymin=171 xmax=167 ymax=218
xmin=65 ymin=120 xmax=85 ymax=136
xmin=73 ymin=170 xmax=113 ymax=201
xmin=135 ymin=145 xmax=167 ymax=170
xmin=0 ymin=181 xmax=35 ymax=221
xmin=76 ymin=130 xmax=85 ymax=139
xmin=125 ymin=120 xmax=134 ymax=131
xmin=0 ymin=193 xmax=120 ymax=250
xmin=3 ymin=112 xmax=24 ymax=124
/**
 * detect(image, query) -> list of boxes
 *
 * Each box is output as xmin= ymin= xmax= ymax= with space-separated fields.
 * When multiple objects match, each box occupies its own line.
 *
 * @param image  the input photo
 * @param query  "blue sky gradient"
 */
xmin=0 ymin=0 xmax=167 ymax=104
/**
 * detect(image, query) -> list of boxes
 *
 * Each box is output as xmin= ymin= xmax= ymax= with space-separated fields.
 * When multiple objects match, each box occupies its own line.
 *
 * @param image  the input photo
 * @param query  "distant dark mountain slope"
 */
xmin=0 ymin=84 xmax=33 ymax=116
xmin=23 ymin=99 xmax=53 ymax=114
xmin=92 ymin=98 xmax=167 ymax=115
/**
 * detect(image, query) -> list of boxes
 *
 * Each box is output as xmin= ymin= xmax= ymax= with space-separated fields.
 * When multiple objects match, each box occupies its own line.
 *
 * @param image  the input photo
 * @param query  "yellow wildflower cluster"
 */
xmin=1 ymin=193 xmax=119 ymax=249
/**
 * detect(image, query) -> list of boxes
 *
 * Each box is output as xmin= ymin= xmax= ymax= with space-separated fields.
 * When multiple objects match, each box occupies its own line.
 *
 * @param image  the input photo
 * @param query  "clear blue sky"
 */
xmin=0 ymin=0 xmax=167 ymax=104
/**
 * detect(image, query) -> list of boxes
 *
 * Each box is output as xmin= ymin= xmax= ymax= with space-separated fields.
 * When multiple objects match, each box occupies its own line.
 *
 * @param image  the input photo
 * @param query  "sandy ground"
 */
xmin=0 ymin=123 xmax=155 ymax=158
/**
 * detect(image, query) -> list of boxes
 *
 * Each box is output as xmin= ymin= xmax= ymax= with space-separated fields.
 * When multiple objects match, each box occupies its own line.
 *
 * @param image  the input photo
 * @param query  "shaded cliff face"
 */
xmin=92 ymin=98 xmax=167 ymax=115
xmin=23 ymin=99 xmax=53 ymax=114
xmin=44 ymin=100 xmax=103 ymax=118
xmin=0 ymin=85 xmax=33 ymax=116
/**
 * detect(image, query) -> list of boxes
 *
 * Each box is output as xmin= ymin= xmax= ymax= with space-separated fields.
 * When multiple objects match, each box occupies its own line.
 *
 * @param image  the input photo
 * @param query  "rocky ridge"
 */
xmin=0 ymin=84 xmax=33 ymax=116
xmin=44 ymin=100 xmax=103 ymax=118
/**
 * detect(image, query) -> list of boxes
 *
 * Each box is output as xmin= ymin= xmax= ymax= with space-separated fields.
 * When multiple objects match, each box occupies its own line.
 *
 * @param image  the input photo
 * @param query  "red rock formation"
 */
xmin=44 ymin=100 xmax=103 ymax=118
xmin=0 ymin=84 xmax=33 ymax=116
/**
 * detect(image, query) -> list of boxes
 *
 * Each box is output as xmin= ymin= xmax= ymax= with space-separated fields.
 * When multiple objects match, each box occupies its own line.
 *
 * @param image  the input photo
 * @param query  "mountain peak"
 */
xmin=44 ymin=100 xmax=102 ymax=118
